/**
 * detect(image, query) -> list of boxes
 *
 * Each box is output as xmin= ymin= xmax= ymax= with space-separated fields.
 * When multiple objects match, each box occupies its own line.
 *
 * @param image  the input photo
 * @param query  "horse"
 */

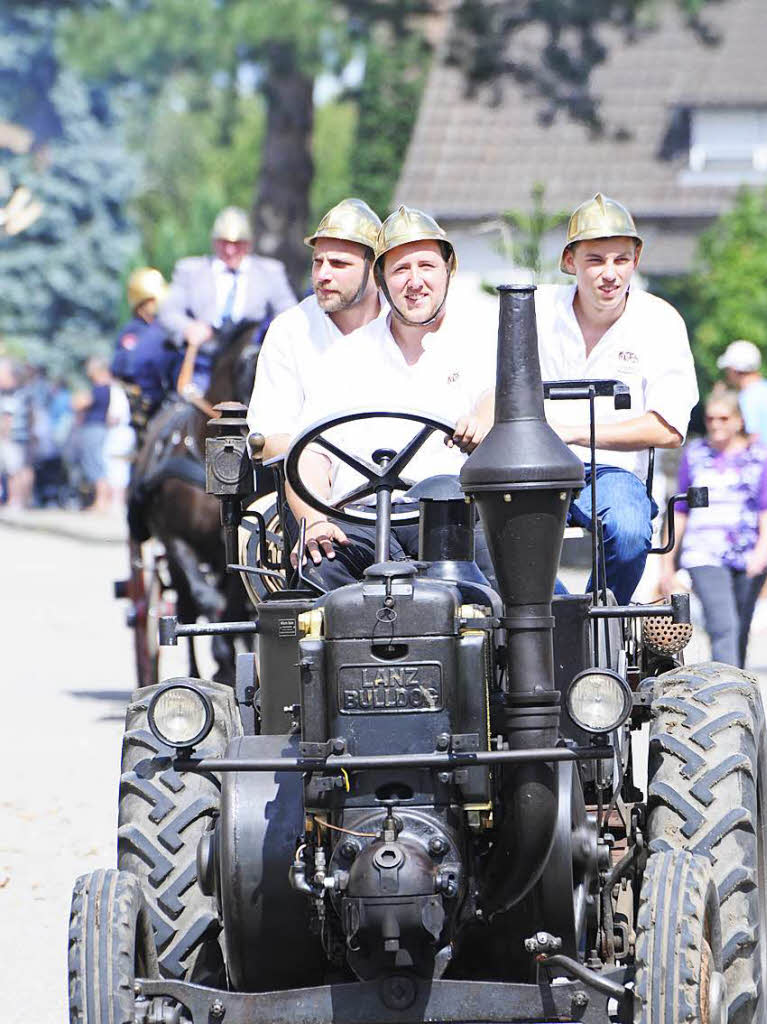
xmin=126 ymin=320 xmax=263 ymax=685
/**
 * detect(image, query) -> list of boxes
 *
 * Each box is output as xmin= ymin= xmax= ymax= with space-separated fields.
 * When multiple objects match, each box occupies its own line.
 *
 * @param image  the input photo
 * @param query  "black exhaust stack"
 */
xmin=460 ymin=284 xmax=585 ymax=916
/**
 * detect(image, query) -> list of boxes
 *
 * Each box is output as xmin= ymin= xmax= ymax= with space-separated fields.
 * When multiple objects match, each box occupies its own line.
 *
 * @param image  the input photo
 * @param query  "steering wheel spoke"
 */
xmin=387 ymin=424 xmax=438 ymax=477
xmin=285 ymin=407 xmax=456 ymax=527
xmin=313 ymin=434 xmax=380 ymax=480
xmin=336 ymin=481 xmax=378 ymax=508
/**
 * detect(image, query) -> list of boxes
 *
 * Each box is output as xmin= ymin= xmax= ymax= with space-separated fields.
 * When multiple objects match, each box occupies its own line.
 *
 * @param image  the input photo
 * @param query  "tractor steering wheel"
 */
xmin=284 ymin=408 xmax=456 ymax=526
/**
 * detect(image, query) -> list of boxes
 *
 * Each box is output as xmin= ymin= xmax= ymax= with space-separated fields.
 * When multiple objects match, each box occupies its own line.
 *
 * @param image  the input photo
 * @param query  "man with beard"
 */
xmin=247 ymin=198 xmax=385 ymax=459
xmin=286 ymin=205 xmax=496 ymax=588
xmin=536 ymin=193 xmax=698 ymax=604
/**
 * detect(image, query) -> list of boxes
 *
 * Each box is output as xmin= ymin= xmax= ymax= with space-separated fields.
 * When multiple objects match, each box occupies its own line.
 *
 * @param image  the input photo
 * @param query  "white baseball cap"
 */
xmin=717 ymin=339 xmax=762 ymax=373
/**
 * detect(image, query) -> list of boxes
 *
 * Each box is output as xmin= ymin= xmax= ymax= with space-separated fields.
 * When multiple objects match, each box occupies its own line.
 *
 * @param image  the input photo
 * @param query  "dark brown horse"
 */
xmin=128 ymin=321 xmax=262 ymax=684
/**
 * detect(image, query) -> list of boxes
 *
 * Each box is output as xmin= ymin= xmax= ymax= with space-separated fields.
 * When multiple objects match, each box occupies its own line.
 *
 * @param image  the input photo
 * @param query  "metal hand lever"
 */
xmin=159 ymin=615 xmax=259 ymax=646
xmin=650 ymin=488 xmax=709 ymax=555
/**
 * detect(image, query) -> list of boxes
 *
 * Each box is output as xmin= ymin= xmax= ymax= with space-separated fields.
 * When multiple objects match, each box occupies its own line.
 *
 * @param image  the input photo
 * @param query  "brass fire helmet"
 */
xmin=127 ymin=267 xmax=168 ymax=312
xmin=560 ymin=193 xmax=643 ymax=275
xmin=373 ymin=205 xmax=457 ymax=326
xmin=304 ymin=197 xmax=381 ymax=252
xmin=305 ymin=198 xmax=382 ymax=307
xmin=211 ymin=206 xmax=253 ymax=244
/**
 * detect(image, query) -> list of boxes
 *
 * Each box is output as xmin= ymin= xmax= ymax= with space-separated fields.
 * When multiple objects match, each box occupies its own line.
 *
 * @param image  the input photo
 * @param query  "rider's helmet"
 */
xmin=560 ymin=193 xmax=642 ymax=274
xmin=373 ymin=206 xmax=457 ymax=325
xmin=126 ymin=267 xmax=168 ymax=312
xmin=304 ymin=197 xmax=381 ymax=254
xmin=211 ymin=206 xmax=253 ymax=244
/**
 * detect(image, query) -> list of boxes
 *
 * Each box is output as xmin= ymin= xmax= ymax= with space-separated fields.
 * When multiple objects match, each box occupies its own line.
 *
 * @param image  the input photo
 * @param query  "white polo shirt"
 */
xmin=296 ymin=303 xmax=497 ymax=503
xmin=535 ymin=284 xmax=698 ymax=481
xmin=247 ymin=293 xmax=388 ymax=438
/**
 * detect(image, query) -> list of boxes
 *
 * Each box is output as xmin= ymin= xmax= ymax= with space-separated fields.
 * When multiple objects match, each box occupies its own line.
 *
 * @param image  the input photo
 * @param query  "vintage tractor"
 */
xmin=69 ymin=285 xmax=767 ymax=1024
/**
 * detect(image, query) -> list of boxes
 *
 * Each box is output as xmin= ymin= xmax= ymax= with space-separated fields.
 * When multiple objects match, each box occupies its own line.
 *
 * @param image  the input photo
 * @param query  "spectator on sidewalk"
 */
xmin=660 ymin=384 xmax=767 ymax=667
xmin=0 ymin=359 xmax=34 ymax=508
xmin=718 ymin=339 xmax=767 ymax=444
xmin=72 ymin=357 xmax=113 ymax=513
xmin=105 ymin=379 xmax=134 ymax=506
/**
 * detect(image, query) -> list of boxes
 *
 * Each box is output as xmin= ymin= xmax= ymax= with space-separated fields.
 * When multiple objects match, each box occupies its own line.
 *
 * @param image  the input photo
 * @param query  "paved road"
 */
xmin=3 ymin=514 xmax=767 ymax=1022
xmin=0 ymin=520 xmax=209 ymax=1022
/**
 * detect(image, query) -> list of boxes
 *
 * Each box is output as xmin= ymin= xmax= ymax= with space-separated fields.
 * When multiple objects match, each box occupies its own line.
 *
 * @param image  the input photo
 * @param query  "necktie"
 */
xmin=220 ymin=269 xmax=238 ymax=326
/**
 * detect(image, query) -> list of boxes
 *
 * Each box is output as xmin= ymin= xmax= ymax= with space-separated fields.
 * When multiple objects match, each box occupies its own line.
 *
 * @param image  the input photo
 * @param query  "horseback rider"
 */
xmin=111 ymin=267 xmax=180 ymax=431
xmin=247 ymin=197 xmax=387 ymax=460
xmin=159 ymin=206 xmax=296 ymax=402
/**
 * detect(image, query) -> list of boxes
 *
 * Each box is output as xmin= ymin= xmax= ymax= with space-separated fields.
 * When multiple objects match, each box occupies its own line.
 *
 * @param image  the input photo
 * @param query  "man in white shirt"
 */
xmin=288 ymin=205 xmax=497 ymax=589
xmin=536 ymin=193 xmax=699 ymax=603
xmin=159 ymin=206 xmax=296 ymax=398
xmin=247 ymin=198 xmax=385 ymax=459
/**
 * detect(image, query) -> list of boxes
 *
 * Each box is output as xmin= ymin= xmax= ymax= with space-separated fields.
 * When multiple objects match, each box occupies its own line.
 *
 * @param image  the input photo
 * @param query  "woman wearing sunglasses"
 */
xmin=661 ymin=383 xmax=767 ymax=667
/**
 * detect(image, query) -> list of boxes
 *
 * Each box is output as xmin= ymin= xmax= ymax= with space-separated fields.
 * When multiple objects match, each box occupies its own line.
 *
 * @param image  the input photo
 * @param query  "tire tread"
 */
xmin=117 ymin=680 xmax=241 ymax=981
xmin=648 ymin=662 xmax=766 ymax=1024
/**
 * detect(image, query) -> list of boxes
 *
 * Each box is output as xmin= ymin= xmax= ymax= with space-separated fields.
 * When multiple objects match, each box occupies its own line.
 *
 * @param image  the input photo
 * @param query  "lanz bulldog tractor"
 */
xmin=69 ymin=284 xmax=767 ymax=1024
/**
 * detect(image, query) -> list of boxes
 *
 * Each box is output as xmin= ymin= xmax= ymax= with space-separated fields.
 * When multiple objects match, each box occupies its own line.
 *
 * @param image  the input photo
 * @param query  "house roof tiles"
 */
xmin=395 ymin=0 xmax=767 ymax=223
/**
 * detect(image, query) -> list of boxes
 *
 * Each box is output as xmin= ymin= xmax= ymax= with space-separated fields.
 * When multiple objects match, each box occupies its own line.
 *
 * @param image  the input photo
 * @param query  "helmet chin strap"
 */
xmin=348 ymin=256 xmax=373 ymax=308
xmin=383 ymin=278 xmax=450 ymax=328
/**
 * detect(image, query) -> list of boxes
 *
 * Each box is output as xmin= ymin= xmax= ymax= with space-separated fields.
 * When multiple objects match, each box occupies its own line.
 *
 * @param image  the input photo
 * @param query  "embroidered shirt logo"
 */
xmin=447 ymin=371 xmax=460 ymax=384
xmin=617 ymin=350 xmax=639 ymax=367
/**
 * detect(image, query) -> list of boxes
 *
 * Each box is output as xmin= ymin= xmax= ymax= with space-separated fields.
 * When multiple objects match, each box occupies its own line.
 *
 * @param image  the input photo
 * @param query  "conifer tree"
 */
xmin=0 ymin=6 xmax=138 ymax=374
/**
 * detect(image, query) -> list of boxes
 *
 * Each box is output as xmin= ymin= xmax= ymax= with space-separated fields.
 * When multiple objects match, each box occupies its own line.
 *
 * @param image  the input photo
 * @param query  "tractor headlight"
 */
xmin=148 ymin=682 xmax=214 ymax=750
xmin=565 ymin=669 xmax=632 ymax=734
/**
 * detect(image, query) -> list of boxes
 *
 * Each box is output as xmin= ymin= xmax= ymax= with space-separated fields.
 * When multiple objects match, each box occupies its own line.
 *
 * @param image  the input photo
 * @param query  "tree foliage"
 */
xmin=680 ymin=187 xmax=767 ymax=383
xmin=0 ymin=6 xmax=138 ymax=374
xmin=349 ymin=30 xmax=430 ymax=217
xmin=447 ymin=0 xmax=723 ymax=128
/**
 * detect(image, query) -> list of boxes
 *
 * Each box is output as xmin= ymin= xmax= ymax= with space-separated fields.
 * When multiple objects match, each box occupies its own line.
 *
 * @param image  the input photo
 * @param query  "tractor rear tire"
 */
xmin=68 ymin=868 xmax=158 ymax=1024
xmin=647 ymin=662 xmax=767 ymax=1024
xmin=117 ymin=679 xmax=241 ymax=982
xmin=634 ymin=849 xmax=726 ymax=1024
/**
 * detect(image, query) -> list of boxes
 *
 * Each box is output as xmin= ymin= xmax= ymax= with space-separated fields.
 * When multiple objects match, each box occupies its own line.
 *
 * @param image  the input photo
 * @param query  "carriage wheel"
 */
xmin=126 ymin=540 xmax=175 ymax=688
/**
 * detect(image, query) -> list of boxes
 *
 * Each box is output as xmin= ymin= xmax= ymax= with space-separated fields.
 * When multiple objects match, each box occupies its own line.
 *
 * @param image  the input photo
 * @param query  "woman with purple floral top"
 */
xmin=661 ymin=385 xmax=767 ymax=666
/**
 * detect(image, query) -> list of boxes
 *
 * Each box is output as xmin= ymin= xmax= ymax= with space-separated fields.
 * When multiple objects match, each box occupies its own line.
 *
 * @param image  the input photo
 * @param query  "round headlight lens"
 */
xmin=148 ymin=683 xmax=213 ymax=749
xmin=566 ymin=670 xmax=631 ymax=734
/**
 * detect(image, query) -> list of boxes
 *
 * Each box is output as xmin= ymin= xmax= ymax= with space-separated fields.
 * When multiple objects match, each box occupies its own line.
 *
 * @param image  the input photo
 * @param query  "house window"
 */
xmin=689 ymin=108 xmax=767 ymax=174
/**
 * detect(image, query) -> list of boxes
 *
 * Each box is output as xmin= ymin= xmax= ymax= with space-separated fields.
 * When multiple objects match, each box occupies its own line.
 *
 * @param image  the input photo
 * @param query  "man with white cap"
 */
xmin=535 ymin=193 xmax=699 ymax=604
xmin=718 ymin=339 xmax=767 ymax=444
xmin=247 ymin=197 xmax=386 ymax=459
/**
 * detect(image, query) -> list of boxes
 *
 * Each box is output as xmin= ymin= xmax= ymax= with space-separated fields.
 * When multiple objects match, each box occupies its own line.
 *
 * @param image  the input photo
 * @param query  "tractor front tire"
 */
xmin=68 ymin=868 xmax=158 ymax=1024
xmin=117 ymin=679 xmax=241 ymax=982
xmin=634 ymin=849 xmax=726 ymax=1024
xmin=647 ymin=663 xmax=767 ymax=1024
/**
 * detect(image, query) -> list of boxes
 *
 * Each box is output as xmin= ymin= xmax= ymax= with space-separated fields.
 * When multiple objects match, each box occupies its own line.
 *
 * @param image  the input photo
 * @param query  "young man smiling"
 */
xmin=536 ymin=193 xmax=698 ymax=604
xmin=247 ymin=197 xmax=385 ymax=459
xmin=286 ymin=205 xmax=497 ymax=586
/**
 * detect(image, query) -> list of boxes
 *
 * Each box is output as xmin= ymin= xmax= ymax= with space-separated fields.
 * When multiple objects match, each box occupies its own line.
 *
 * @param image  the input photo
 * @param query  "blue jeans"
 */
xmin=563 ymin=465 xmax=657 ymax=606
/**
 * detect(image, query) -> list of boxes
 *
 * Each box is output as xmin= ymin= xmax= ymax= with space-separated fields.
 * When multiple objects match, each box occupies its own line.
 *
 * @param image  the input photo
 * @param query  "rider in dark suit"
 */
xmin=158 ymin=206 xmax=297 ymax=400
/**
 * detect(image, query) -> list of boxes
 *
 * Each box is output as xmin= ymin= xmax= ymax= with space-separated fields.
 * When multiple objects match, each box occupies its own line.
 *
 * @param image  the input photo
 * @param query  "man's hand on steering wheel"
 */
xmin=290 ymin=517 xmax=349 ymax=568
xmin=448 ymin=414 xmax=489 ymax=453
